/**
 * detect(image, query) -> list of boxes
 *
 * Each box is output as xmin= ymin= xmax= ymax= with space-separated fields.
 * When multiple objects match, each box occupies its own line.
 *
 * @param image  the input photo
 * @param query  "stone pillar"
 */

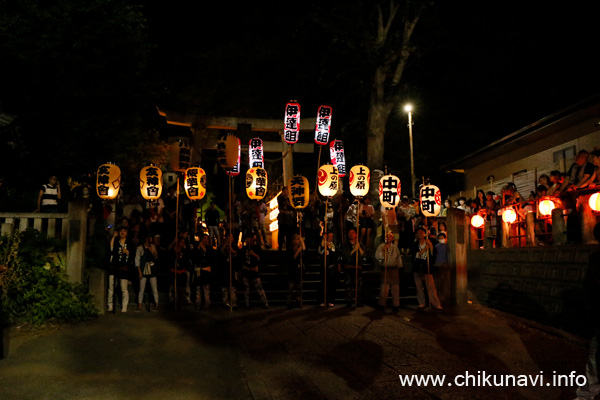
xmin=552 ymin=208 xmax=567 ymax=245
xmin=66 ymin=201 xmax=88 ymax=284
xmin=447 ymin=208 xmax=468 ymax=305
xmin=525 ymin=212 xmax=536 ymax=246
xmin=581 ymin=198 xmax=597 ymax=244
xmin=281 ymin=133 xmax=294 ymax=186
xmin=88 ymin=267 xmax=106 ymax=314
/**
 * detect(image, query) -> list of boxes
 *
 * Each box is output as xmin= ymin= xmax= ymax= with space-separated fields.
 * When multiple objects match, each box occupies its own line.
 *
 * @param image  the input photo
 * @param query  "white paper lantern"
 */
xmin=184 ymin=167 xmax=206 ymax=200
xmin=314 ymin=105 xmax=332 ymax=145
xmin=379 ymin=175 xmax=401 ymax=208
xmin=246 ymin=167 xmax=268 ymax=200
xmin=96 ymin=163 xmax=121 ymax=200
xmin=140 ymin=165 xmax=163 ymax=200
xmin=284 ymin=102 xmax=301 ymax=144
xmin=349 ymin=165 xmax=370 ymax=198
xmin=419 ymin=184 xmax=442 ymax=217
xmin=317 ymin=165 xmax=339 ymax=198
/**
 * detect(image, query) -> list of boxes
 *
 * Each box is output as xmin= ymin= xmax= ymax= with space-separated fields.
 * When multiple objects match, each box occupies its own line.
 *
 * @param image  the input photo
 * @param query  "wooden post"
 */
xmin=525 ymin=212 xmax=536 ymax=246
xmin=552 ymin=207 xmax=567 ymax=245
xmin=66 ymin=201 xmax=88 ymax=284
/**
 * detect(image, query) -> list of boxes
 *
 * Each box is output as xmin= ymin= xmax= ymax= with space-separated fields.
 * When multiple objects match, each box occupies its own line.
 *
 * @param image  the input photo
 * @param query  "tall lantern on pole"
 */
xmin=329 ymin=139 xmax=346 ymax=177
xmin=284 ymin=102 xmax=301 ymax=144
xmin=314 ymin=105 xmax=332 ymax=146
xmin=96 ymin=163 xmax=121 ymax=200
xmin=419 ymin=184 xmax=442 ymax=217
xmin=288 ymin=176 xmax=310 ymax=209
xmin=140 ymin=165 xmax=163 ymax=201
xmin=184 ymin=167 xmax=206 ymax=201
xmin=217 ymin=133 xmax=240 ymax=170
xmin=170 ymin=139 xmax=191 ymax=172
xmin=249 ymin=138 xmax=265 ymax=168
xmin=246 ymin=167 xmax=268 ymax=200
xmin=349 ymin=164 xmax=370 ymax=308
xmin=318 ymin=164 xmax=338 ymax=309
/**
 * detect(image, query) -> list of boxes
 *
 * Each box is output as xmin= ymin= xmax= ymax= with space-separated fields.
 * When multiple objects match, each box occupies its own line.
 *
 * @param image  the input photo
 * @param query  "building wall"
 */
xmin=465 ymin=121 xmax=600 ymax=197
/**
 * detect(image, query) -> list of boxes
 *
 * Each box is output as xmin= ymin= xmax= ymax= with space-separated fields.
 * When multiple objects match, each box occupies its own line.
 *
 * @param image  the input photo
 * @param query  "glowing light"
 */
xmin=269 ymin=220 xmax=279 ymax=232
xmin=471 ymin=214 xmax=484 ymax=228
xmin=590 ymin=193 xmax=600 ymax=212
xmin=502 ymin=208 xmax=517 ymax=224
xmin=538 ymin=199 xmax=555 ymax=216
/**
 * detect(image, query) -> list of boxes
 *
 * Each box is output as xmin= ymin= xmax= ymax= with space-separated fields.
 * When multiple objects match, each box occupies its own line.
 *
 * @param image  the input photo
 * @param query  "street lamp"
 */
xmin=404 ymin=104 xmax=416 ymax=199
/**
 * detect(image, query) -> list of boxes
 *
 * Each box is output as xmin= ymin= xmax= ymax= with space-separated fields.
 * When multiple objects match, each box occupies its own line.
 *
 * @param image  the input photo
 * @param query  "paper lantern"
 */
xmin=284 ymin=102 xmax=301 ymax=144
xmin=420 ymin=184 xmax=442 ymax=217
xmin=349 ymin=165 xmax=370 ymax=198
xmin=379 ymin=175 xmax=401 ymax=208
xmin=538 ymin=199 xmax=555 ymax=216
xmin=317 ymin=165 xmax=339 ymax=198
xmin=314 ymin=105 xmax=332 ymax=145
xmin=246 ymin=167 xmax=268 ymax=200
xmin=170 ymin=140 xmax=191 ymax=172
xmin=288 ymin=175 xmax=310 ymax=209
xmin=140 ymin=165 xmax=163 ymax=200
xmin=226 ymin=140 xmax=241 ymax=176
xmin=249 ymin=137 xmax=264 ymax=168
xmin=217 ymin=133 xmax=240 ymax=170
xmin=96 ymin=163 xmax=121 ymax=200
xmin=184 ymin=167 xmax=206 ymax=200
xmin=502 ymin=208 xmax=517 ymax=223
xmin=471 ymin=214 xmax=485 ymax=228
xmin=329 ymin=140 xmax=346 ymax=177
xmin=589 ymin=193 xmax=600 ymax=212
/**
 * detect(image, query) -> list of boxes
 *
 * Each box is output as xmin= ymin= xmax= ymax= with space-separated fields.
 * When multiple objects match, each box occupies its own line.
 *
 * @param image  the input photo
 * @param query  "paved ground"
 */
xmin=0 ymin=303 xmax=591 ymax=400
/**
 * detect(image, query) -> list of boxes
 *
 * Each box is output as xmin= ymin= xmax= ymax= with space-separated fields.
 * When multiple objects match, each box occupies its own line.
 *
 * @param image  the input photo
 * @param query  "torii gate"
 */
xmin=157 ymin=107 xmax=316 ymax=185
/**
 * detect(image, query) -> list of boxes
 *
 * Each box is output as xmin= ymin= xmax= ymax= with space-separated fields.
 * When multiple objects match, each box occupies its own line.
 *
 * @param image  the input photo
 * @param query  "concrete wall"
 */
xmin=467 ymin=245 xmax=596 ymax=334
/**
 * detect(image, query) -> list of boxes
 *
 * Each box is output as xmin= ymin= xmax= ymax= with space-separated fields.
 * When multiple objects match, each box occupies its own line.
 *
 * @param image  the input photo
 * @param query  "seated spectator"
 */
xmin=538 ymin=174 xmax=550 ymax=192
xmin=548 ymin=170 xmax=563 ymax=195
xmin=485 ymin=191 xmax=497 ymax=210
xmin=561 ymin=150 xmax=596 ymax=191
xmin=590 ymin=149 xmax=600 ymax=185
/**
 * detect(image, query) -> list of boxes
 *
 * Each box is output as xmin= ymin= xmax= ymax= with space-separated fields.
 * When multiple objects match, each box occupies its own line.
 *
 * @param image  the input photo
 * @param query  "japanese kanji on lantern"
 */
xmin=329 ymin=140 xmax=346 ymax=177
xmin=379 ymin=175 xmax=401 ymax=208
xmin=284 ymin=102 xmax=301 ymax=144
xmin=217 ymin=133 xmax=240 ymax=169
xmin=184 ymin=167 xmax=206 ymax=200
xmin=349 ymin=165 xmax=370 ymax=198
xmin=317 ymin=165 xmax=339 ymax=197
xmin=96 ymin=163 xmax=121 ymax=200
xmin=314 ymin=105 xmax=332 ymax=145
xmin=419 ymin=184 xmax=442 ymax=217
xmin=249 ymin=137 xmax=264 ymax=168
xmin=140 ymin=165 xmax=163 ymax=200
xmin=226 ymin=139 xmax=241 ymax=177
xmin=170 ymin=139 xmax=191 ymax=172
xmin=246 ymin=167 xmax=268 ymax=200
xmin=288 ymin=175 xmax=310 ymax=209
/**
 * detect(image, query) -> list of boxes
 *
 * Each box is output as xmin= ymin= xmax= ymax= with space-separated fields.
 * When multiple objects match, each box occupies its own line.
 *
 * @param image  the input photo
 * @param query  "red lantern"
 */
xmin=329 ymin=140 xmax=346 ymax=177
xmin=471 ymin=214 xmax=484 ymax=228
xmin=314 ymin=105 xmax=332 ymax=145
xmin=284 ymin=102 xmax=301 ymax=144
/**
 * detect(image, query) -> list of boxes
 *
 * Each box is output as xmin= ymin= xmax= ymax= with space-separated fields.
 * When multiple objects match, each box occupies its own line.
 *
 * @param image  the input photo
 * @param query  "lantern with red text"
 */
xmin=471 ymin=214 xmax=485 ymax=228
xmin=226 ymin=139 xmax=241 ymax=177
xmin=589 ymin=193 xmax=600 ymax=212
xmin=329 ymin=140 xmax=346 ymax=177
xmin=349 ymin=165 xmax=370 ymax=198
xmin=317 ymin=165 xmax=339 ymax=198
xmin=96 ymin=163 xmax=121 ymax=200
xmin=379 ymin=175 xmax=401 ymax=208
xmin=249 ymin=138 xmax=264 ymax=168
xmin=538 ymin=198 xmax=555 ymax=216
xmin=314 ymin=105 xmax=332 ymax=145
xmin=217 ymin=133 xmax=240 ymax=170
xmin=184 ymin=167 xmax=206 ymax=200
xmin=246 ymin=167 xmax=268 ymax=200
xmin=502 ymin=208 xmax=517 ymax=223
xmin=420 ymin=184 xmax=442 ymax=217
xmin=288 ymin=175 xmax=310 ymax=209
xmin=170 ymin=140 xmax=191 ymax=172
xmin=284 ymin=102 xmax=301 ymax=144
xmin=140 ymin=165 xmax=163 ymax=200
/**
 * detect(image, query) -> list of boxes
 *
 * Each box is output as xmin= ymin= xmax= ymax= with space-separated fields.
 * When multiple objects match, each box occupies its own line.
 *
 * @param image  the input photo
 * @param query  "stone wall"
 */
xmin=468 ymin=245 xmax=598 ymax=334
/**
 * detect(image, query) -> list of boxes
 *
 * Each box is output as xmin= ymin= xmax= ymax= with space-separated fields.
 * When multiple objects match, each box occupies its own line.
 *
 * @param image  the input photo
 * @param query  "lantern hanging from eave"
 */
xmin=217 ymin=133 xmax=240 ymax=170
xmin=329 ymin=139 xmax=346 ymax=177
xmin=288 ymin=175 xmax=310 ymax=209
xmin=283 ymin=102 xmax=301 ymax=144
xmin=246 ymin=167 xmax=268 ymax=200
xmin=471 ymin=214 xmax=485 ymax=228
xmin=249 ymin=137 xmax=264 ymax=168
xmin=349 ymin=165 xmax=370 ymax=198
xmin=379 ymin=175 xmax=401 ymax=208
xmin=420 ymin=184 xmax=442 ymax=217
xmin=184 ymin=167 xmax=206 ymax=200
xmin=317 ymin=165 xmax=339 ymax=198
xmin=314 ymin=105 xmax=332 ymax=145
xmin=225 ymin=140 xmax=241 ymax=177
xmin=96 ymin=163 xmax=121 ymax=200
xmin=170 ymin=139 xmax=191 ymax=172
xmin=538 ymin=198 xmax=555 ymax=216
xmin=502 ymin=208 xmax=517 ymax=223
xmin=589 ymin=193 xmax=600 ymax=212
xmin=140 ymin=165 xmax=163 ymax=200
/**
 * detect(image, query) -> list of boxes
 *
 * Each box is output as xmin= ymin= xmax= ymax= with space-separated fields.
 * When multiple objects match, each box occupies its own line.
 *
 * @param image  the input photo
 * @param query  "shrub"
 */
xmin=0 ymin=229 xmax=98 ymax=325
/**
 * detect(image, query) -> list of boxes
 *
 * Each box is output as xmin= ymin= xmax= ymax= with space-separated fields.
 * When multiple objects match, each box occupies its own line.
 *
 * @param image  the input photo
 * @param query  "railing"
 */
xmin=0 ymin=212 xmax=69 ymax=239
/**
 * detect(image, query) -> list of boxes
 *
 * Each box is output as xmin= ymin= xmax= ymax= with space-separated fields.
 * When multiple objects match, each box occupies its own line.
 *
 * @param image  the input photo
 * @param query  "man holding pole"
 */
xmin=375 ymin=231 xmax=402 ymax=312
xmin=341 ymin=228 xmax=364 ymax=307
